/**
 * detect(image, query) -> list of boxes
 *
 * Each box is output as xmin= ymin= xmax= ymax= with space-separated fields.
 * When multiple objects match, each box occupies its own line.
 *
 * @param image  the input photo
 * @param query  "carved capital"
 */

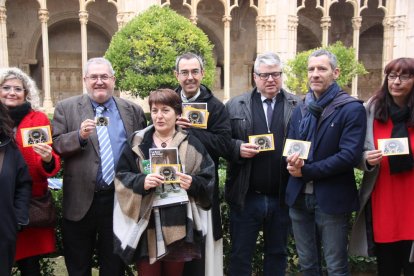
xmin=189 ymin=15 xmax=198 ymax=25
xmin=38 ymin=9 xmax=49 ymax=23
xmin=0 ymin=6 xmax=6 ymax=23
xmin=288 ymin=15 xmax=299 ymax=31
xmin=351 ymin=17 xmax=362 ymax=30
xmin=256 ymin=15 xmax=275 ymax=30
xmin=320 ymin=16 xmax=331 ymax=29
xmin=79 ymin=10 xmax=89 ymax=25
xmin=383 ymin=15 xmax=406 ymax=30
xmin=116 ymin=12 xmax=135 ymax=28
xmin=222 ymin=15 xmax=232 ymax=23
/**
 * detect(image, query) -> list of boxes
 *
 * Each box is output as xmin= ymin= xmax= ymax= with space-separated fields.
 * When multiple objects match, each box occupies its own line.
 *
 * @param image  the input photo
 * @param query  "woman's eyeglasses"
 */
xmin=1 ymin=85 xmax=25 ymax=93
xmin=387 ymin=73 xmax=412 ymax=83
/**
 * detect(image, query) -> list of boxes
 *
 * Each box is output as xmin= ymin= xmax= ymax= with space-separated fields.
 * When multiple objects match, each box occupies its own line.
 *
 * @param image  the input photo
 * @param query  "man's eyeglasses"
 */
xmin=1 ymin=85 xmax=25 ymax=93
xmin=178 ymin=69 xmax=201 ymax=78
xmin=387 ymin=73 xmax=412 ymax=82
xmin=256 ymin=71 xmax=282 ymax=80
xmin=85 ymin=75 xmax=114 ymax=82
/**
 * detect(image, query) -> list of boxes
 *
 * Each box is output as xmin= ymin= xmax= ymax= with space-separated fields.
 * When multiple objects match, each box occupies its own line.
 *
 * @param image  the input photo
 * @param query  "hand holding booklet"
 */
xmin=149 ymin=148 xmax=189 ymax=208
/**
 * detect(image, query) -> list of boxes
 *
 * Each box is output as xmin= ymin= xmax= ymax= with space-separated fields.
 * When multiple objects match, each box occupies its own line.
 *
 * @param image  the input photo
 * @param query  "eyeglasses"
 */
xmin=256 ymin=72 xmax=282 ymax=80
xmin=387 ymin=73 xmax=412 ymax=82
xmin=178 ymin=69 xmax=201 ymax=78
xmin=85 ymin=75 xmax=114 ymax=82
xmin=1 ymin=85 xmax=25 ymax=93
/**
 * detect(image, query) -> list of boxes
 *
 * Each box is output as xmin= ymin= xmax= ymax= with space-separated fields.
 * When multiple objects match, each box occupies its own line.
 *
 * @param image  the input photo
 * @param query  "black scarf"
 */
xmin=388 ymin=103 xmax=414 ymax=174
xmin=299 ymin=82 xmax=341 ymax=141
xmin=8 ymin=102 xmax=32 ymax=127
xmin=299 ymin=82 xmax=341 ymax=162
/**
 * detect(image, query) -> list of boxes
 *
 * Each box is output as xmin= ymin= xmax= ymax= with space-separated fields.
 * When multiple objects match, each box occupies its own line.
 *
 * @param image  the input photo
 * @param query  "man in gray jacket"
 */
xmin=52 ymin=57 xmax=147 ymax=275
xmin=225 ymin=52 xmax=299 ymax=276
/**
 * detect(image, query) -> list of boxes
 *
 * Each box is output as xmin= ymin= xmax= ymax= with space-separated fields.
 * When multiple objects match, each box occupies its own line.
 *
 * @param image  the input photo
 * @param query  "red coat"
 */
xmin=14 ymin=110 xmax=61 ymax=261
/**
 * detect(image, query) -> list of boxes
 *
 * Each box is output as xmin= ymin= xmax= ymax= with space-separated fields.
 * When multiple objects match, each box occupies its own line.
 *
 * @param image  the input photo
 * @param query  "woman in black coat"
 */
xmin=0 ymin=101 xmax=32 ymax=275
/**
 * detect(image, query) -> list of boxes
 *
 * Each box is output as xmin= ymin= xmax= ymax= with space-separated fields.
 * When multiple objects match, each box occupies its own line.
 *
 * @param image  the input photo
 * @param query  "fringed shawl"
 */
xmin=113 ymin=125 xmax=215 ymax=264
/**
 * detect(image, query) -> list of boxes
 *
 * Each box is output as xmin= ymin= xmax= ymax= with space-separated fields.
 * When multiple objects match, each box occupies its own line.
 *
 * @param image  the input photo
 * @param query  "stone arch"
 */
xmin=26 ymin=11 xmax=116 ymax=62
xmin=357 ymin=23 xmax=384 ymax=101
xmin=28 ymin=11 xmax=117 ymax=104
xmin=328 ymin=0 xmax=354 ymax=46
xmin=297 ymin=15 xmax=321 ymax=52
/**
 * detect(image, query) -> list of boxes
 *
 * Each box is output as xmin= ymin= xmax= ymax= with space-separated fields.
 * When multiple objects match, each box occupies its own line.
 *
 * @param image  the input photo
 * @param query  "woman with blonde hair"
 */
xmin=0 ymin=67 xmax=61 ymax=275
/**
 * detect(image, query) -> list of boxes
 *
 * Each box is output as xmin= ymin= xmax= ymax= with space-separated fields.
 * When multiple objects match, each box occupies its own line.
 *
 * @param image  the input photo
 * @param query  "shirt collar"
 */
xmin=181 ymin=88 xmax=201 ymax=103
xmin=258 ymin=90 xmax=283 ymax=103
xmin=90 ymin=97 xmax=115 ymax=111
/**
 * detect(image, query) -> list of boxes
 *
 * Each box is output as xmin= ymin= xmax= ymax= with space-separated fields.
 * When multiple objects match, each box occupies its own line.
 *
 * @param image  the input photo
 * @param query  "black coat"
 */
xmin=0 ymin=134 xmax=32 ymax=275
xmin=175 ymin=85 xmax=232 ymax=240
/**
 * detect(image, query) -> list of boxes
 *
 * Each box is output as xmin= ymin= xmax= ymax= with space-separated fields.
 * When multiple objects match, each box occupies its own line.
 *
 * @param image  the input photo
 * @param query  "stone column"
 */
xmin=39 ymin=9 xmax=53 ymax=111
xmin=79 ymin=10 xmax=88 ymax=94
xmin=256 ymin=16 xmax=265 ymax=54
xmin=351 ymin=16 xmax=362 ymax=98
xmin=287 ymin=15 xmax=298 ymax=60
xmin=222 ymin=15 xmax=232 ymax=102
xmin=0 ymin=5 xmax=8 ymax=67
xmin=256 ymin=15 xmax=276 ymax=54
xmin=320 ymin=16 xmax=331 ymax=47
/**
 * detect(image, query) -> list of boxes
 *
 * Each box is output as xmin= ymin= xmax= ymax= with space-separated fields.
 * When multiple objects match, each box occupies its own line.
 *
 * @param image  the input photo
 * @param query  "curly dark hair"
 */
xmin=369 ymin=57 xmax=414 ymax=126
xmin=0 ymin=102 xmax=14 ymax=139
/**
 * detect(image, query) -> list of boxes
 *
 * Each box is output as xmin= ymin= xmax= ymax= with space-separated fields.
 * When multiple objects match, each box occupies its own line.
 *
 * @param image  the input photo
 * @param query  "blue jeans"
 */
xmin=289 ymin=193 xmax=350 ymax=276
xmin=228 ymin=192 xmax=289 ymax=276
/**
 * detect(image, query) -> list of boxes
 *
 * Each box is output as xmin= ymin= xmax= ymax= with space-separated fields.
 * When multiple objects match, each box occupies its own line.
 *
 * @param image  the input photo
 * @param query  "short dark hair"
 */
xmin=175 ymin=52 xmax=204 ymax=72
xmin=149 ymin=88 xmax=182 ymax=115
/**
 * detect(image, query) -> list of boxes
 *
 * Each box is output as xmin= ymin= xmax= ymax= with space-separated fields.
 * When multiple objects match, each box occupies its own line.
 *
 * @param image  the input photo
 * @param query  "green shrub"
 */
xmin=105 ymin=5 xmax=215 ymax=98
xmin=284 ymin=41 xmax=367 ymax=95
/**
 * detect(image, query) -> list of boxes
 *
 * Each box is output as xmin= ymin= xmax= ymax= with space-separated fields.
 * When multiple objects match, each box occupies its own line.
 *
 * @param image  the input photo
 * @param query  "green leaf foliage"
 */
xmin=105 ymin=5 xmax=215 ymax=98
xmin=285 ymin=41 xmax=367 ymax=95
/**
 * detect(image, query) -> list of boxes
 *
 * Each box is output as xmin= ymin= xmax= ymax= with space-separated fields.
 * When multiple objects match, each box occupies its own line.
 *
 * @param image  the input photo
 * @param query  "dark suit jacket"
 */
xmin=285 ymin=92 xmax=366 ymax=215
xmin=52 ymin=94 xmax=147 ymax=221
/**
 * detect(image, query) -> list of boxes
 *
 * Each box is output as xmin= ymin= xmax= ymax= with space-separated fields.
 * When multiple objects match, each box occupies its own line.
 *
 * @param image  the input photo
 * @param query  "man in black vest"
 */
xmin=225 ymin=52 xmax=299 ymax=276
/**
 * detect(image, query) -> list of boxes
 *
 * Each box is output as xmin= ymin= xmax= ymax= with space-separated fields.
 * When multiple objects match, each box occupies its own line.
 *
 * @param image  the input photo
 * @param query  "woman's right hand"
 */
xmin=366 ymin=149 xmax=383 ymax=166
xmin=144 ymin=173 xmax=164 ymax=190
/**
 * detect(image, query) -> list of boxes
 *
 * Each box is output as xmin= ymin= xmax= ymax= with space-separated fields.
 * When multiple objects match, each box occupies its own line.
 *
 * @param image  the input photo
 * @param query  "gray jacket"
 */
xmin=349 ymin=99 xmax=414 ymax=262
xmin=224 ymin=88 xmax=300 ymax=209
xmin=52 ymin=94 xmax=147 ymax=221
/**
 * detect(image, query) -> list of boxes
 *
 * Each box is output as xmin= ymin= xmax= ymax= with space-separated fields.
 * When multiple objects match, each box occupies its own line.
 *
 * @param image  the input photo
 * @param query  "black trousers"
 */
xmin=16 ymin=255 xmax=41 ymax=276
xmin=0 ymin=239 xmax=15 ymax=276
xmin=376 ymin=240 xmax=414 ymax=276
xmin=62 ymin=190 xmax=125 ymax=276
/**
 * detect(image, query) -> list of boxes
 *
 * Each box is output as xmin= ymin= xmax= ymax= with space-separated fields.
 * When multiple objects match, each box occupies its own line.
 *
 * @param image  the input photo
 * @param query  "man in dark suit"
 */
xmin=285 ymin=49 xmax=367 ymax=275
xmin=52 ymin=57 xmax=147 ymax=276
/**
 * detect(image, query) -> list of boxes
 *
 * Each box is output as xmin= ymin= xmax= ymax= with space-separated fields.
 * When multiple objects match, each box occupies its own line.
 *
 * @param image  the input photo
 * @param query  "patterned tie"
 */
xmin=264 ymin=98 xmax=273 ymax=127
xmin=96 ymin=105 xmax=114 ymax=185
